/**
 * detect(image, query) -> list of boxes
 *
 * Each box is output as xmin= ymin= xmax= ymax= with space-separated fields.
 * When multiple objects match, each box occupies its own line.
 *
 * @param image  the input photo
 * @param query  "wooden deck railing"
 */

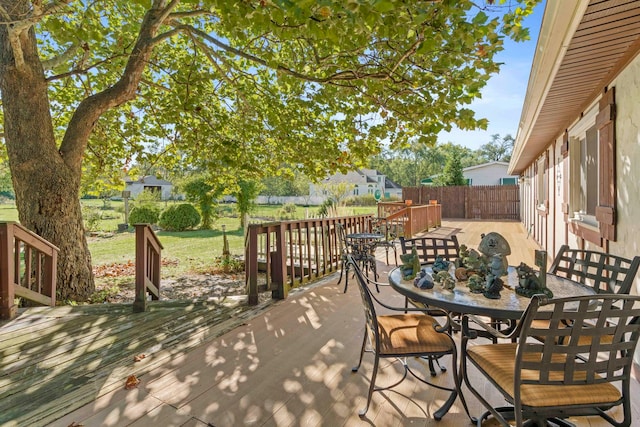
xmin=0 ymin=222 xmax=58 ymax=320
xmin=377 ymin=202 xmax=442 ymax=238
xmin=133 ymin=224 xmax=163 ymax=313
xmin=245 ymin=215 xmax=371 ymax=305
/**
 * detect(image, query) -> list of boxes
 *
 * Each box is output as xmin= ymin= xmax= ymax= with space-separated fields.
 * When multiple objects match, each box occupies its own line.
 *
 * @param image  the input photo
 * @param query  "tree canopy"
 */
xmin=0 ymin=0 xmax=538 ymax=300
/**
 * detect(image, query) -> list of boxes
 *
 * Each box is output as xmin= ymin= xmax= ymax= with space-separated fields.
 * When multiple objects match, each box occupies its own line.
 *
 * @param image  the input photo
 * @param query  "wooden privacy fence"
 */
xmin=245 ymin=215 xmax=371 ymax=305
xmin=0 ymin=222 xmax=58 ymax=320
xmin=402 ymin=185 xmax=520 ymax=220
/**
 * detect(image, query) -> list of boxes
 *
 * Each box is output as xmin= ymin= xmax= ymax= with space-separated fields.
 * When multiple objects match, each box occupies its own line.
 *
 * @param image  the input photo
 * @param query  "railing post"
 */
xmin=133 ymin=224 xmax=148 ymax=312
xmin=0 ymin=223 xmax=16 ymax=320
xmin=245 ymin=225 xmax=259 ymax=305
xmin=271 ymin=222 xmax=288 ymax=300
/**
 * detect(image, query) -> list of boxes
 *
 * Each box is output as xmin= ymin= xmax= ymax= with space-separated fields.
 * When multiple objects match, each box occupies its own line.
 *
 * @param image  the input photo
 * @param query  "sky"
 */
xmin=436 ymin=2 xmax=546 ymax=150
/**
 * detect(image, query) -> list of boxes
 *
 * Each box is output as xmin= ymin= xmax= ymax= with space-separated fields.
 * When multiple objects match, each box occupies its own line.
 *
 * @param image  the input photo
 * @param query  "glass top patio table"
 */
xmin=388 ymin=265 xmax=596 ymax=320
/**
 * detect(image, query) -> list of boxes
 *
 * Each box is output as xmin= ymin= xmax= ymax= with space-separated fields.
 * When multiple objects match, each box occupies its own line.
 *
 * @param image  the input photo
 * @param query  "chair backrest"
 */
xmin=549 ymin=244 xmax=640 ymax=294
xmin=516 ymin=294 xmax=640 ymax=392
xmin=335 ymin=223 xmax=349 ymax=255
xmin=347 ymin=254 xmax=379 ymax=344
xmin=399 ymin=235 xmax=460 ymax=263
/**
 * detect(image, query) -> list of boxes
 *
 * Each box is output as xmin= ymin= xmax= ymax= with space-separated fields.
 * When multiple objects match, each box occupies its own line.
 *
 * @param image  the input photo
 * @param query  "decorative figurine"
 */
xmin=433 ymin=270 xmax=456 ymax=290
xmin=414 ymin=270 xmax=435 ymax=289
xmin=514 ymin=251 xmax=553 ymax=298
xmin=488 ymin=253 xmax=507 ymax=277
xmin=454 ymin=267 xmax=468 ymax=281
xmin=400 ymin=246 xmax=420 ymax=280
xmin=432 ymin=256 xmax=450 ymax=273
xmin=478 ymin=232 xmax=511 ymax=276
xmin=467 ymin=274 xmax=484 ymax=293
xmin=483 ymin=274 xmax=503 ymax=299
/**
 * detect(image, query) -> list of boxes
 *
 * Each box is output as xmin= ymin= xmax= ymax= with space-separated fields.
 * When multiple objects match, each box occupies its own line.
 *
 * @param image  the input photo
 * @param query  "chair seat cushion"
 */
xmin=467 ymin=343 xmax=621 ymax=408
xmin=376 ymin=314 xmax=453 ymax=356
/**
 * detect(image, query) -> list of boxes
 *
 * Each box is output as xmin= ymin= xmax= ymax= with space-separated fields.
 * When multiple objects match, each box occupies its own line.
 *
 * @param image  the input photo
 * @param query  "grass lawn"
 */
xmin=1 ymin=200 xmax=376 ymax=302
xmin=0 ymin=200 xmax=375 ymax=272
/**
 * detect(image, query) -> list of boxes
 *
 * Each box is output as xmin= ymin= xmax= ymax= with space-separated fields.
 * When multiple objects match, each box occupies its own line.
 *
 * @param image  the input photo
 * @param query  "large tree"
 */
xmin=0 ymin=0 xmax=536 ymax=300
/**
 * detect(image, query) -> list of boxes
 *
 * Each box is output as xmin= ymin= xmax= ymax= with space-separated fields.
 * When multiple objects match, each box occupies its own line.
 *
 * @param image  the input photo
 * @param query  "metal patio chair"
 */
xmin=348 ymin=255 xmax=459 ymax=419
xmin=460 ymin=293 xmax=640 ymax=427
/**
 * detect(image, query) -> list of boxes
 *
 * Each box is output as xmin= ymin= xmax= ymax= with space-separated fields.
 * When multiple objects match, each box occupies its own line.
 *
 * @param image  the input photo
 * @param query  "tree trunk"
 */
xmin=0 ymin=9 xmax=94 ymax=301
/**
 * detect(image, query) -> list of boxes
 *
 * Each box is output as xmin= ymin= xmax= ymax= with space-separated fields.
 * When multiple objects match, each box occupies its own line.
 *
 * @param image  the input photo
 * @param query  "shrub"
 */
xmin=277 ymin=203 xmax=297 ymax=220
xmin=82 ymin=206 xmax=102 ymax=232
xmin=129 ymin=206 xmax=160 ymax=225
xmin=159 ymin=203 xmax=201 ymax=231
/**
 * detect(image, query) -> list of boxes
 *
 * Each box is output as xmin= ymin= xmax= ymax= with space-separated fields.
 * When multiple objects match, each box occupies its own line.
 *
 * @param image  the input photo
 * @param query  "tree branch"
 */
xmin=59 ymin=0 xmax=179 ymax=170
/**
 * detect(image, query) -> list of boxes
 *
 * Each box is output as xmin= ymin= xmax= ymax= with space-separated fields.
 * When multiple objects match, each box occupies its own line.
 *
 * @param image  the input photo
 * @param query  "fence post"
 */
xmin=271 ymin=222 xmax=288 ymax=300
xmin=0 ymin=223 xmax=16 ymax=320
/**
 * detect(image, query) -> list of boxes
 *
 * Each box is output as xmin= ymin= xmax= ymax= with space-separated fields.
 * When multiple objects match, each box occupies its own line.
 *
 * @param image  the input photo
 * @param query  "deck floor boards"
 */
xmin=1 ymin=220 xmax=637 ymax=426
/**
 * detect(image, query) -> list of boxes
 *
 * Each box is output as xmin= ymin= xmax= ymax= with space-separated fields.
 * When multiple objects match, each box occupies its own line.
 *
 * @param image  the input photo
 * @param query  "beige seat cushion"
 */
xmin=376 ymin=314 xmax=453 ymax=355
xmin=467 ymin=343 xmax=621 ymax=407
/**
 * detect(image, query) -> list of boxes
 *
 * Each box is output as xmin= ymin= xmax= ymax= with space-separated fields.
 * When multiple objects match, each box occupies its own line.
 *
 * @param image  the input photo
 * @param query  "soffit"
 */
xmin=510 ymin=0 xmax=640 ymax=175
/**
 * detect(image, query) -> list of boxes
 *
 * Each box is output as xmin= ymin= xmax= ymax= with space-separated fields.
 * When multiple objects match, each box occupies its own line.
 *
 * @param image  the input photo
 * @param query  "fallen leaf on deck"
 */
xmin=125 ymin=375 xmax=140 ymax=389
xmin=67 ymin=423 xmax=84 ymax=427
xmin=134 ymin=354 xmax=146 ymax=362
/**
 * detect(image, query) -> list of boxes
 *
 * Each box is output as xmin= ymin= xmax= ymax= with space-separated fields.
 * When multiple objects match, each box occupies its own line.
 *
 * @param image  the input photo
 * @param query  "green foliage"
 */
xmin=347 ymin=194 xmax=378 ymax=206
xmin=277 ymin=203 xmax=297 ymax=220
xmin=88 ymin=284 xmax=121 ymax=304
xmin=181 ymin=176 xmax=222 ymax=229
xmin=212 ymin=255 xmax=245 ymax=274
xmin=436 ymin=152 xmax=467 ymax=186
xmin=129 ymin=206 xmax=160 ymax=225
xmin=159 ymin=203 xmax=201 ymax=231
xmin=236 ymin=180 xmax=263 ymax=227
xmin=132 ymin=190 xmax=161 ymax=208
xmin=82 ymin=206 xmax=102 ymax=232
xmin=317 ymin=199 xmax=337 ymax=218
xmin=479 ymin=134 xmax=514 ymax=162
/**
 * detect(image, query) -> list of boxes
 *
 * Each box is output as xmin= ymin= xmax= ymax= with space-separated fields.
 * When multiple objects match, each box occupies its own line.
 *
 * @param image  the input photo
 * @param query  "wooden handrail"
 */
xmin=245 ymin=215 xmax=372 ymax=305
xmin=377 ymin=203 xmax=442 ymax=238
xmin=0 ymin=222 xmax=59 ymax=320
xmin=133 ymin=224 xmax=163 ymax=312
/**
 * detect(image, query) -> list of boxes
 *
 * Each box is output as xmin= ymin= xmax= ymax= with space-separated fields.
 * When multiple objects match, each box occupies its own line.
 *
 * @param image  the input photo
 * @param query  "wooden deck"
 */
xmin=2 ymin=220 xmax=638 ymax=426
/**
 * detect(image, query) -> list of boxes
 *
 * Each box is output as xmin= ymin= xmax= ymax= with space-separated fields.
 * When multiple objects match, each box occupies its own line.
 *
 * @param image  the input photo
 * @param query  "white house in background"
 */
xmin=462 ymin=161 xmax=519 ymax=186
xmin=421 ymin=161 xmax=518 ymax=186
xmin=508 ymin=1 xmax=640 ymax=360
xmin=309 ymin=169 xmax=402 ymax=200
xmin=124 ymin=175 xmax=174 ymax=200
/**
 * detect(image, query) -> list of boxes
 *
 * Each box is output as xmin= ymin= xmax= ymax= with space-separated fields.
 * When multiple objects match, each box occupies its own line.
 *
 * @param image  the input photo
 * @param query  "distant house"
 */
xmin=422 ymin=161 xmax=519 ymax=186
xmin=309 ymin=169 xmax=402 ymax=200
xmin=124 ymin=176 xmax=174 ymax=200
xmin=462 ymin=161 xmax=519 ymax=186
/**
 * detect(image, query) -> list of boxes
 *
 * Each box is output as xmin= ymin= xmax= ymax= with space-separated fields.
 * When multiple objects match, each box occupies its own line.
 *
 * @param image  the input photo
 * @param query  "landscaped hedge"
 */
xmin=159 ymin=203 xmax=201 ymax=231
xmin=128 ymin=206 xmax=160 ymax=225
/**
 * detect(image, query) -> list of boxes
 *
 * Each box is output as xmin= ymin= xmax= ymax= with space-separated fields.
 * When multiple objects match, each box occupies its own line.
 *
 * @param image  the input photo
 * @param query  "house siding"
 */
xmin=463 ymin=162 xmax=518 ymax=186
xmin=608 ymin=53 xmax=640 ymax=297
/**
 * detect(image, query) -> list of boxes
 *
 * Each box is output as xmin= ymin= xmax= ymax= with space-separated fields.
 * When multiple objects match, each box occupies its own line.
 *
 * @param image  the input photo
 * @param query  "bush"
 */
xmin=159 ymin=203 xmax=201 ymax=231
xmin=129 ymin=206 xmax=160 ymax=225
xmin=82 ymin=206 xmax=102 ymax=232
xmin=277 ymin=203 xmax=297 ymax=220
xmin=346 ymin=194 xmax=378 ymax=206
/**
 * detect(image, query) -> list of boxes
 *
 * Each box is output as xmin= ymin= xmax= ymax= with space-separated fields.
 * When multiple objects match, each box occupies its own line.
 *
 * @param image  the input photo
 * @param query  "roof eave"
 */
xmin=508 ymin=0 xmax=588 ymax=175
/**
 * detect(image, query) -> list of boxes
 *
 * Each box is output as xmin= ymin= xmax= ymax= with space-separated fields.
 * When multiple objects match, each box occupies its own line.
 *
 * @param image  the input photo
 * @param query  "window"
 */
xmin=566 ymin=87 xmax=616 ymax=244
xmin=500 ymin=177 xmax=517 ymax=185
xmin=568 ymin=103 xmax=599 ymax=226
xmin=536 ymin=157 xmax=547 ymax=209
xmin=581 ymin=126 xmax=599 ymax=216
